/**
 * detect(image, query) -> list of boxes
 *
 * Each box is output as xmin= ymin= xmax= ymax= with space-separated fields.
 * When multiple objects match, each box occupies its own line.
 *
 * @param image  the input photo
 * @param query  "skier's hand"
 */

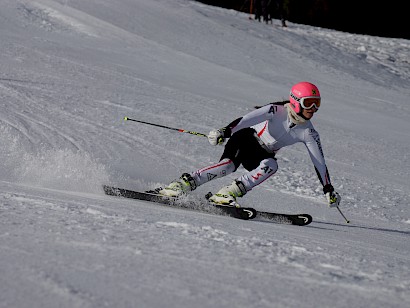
xmin=323 ymin=184 xmax=341 ymax=208
xmin=326 ymin=191 xmax=341 ymax=208
xmin=208 ymin=129 xmax=225 ymax=146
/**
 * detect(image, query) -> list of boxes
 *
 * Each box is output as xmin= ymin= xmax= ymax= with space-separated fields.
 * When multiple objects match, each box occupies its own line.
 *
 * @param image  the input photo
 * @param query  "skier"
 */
xmin=158 ymin=82 xmax=341 ymax=208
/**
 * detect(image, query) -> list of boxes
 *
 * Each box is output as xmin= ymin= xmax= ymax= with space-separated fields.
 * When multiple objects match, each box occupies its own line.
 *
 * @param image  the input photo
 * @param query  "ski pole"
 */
xmin=336 ymin=206 xmax=350 ymax=224
xmin=123 ymin=117 xmax=208 ymax=138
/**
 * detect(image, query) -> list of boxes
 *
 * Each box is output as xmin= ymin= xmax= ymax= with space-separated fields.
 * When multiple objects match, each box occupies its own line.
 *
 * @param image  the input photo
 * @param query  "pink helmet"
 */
xmin=289 ymin=82 xmax=321 ymax=114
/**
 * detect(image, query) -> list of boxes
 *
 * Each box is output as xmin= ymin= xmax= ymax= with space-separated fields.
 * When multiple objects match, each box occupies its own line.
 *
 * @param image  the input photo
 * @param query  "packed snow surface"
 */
xmin=0 ymin=0 xmax=409 ymax=307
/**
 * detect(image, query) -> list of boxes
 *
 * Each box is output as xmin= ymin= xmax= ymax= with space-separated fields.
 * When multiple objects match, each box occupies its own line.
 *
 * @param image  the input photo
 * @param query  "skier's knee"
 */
xmin=260 ymin=158 xmax=278 ymax=174
xmin=238 ymin=158 xmax=278 ymax=191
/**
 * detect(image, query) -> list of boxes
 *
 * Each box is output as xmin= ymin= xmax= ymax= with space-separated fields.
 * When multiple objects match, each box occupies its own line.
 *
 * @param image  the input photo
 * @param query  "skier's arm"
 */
xmin=224 ymin=104 xmax=275 ymax=137
xmin=304 ymin=128 xmax=330 ymax=187
xmin=208 ymin=104 xmax=274 ymax=145
xmin=304 ymin=128 xmax=341 ymax=207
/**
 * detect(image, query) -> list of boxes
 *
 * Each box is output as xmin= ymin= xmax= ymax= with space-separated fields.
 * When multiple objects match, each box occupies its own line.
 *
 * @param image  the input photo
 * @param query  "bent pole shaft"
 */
xmin=123 ymin=117 xmax=207 ymax=138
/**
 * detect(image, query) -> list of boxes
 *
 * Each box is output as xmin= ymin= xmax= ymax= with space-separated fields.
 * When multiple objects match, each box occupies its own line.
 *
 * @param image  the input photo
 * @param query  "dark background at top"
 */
xmin=195 ymin=0 xmax=408 ymax=40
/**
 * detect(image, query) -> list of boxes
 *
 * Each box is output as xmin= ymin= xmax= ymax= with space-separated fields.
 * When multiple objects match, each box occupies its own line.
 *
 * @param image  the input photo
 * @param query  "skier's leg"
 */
xmin=159 ymin=127 xmax=272 ymax=199
xmin=158 ymin=129 xmax=247 ymax=197
xmin=159 ymin=157 xmax=237 ymax=197
xmin=209 ymin=158 xmax=277 ymax=205
xmin=237 ymin=158 xmax=278 ymax=191
xmin=192 ymin=158 xmax=236 ymax=186
xmin=159 ymin=159 xmax=236 ymax=197
xmin=209 ymin=128 xmax=277 ymax=205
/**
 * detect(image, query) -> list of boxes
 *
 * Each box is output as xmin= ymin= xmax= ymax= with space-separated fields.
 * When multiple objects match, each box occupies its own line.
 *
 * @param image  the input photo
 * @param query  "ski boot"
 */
xmin=158 ymin=173 xmax=197 ymax=197
xmin=208 ymin=180 xmax=247 ymax=206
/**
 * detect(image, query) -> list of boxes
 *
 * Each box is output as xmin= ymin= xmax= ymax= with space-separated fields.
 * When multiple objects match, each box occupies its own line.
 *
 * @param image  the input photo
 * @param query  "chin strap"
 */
xmin=285 ymin=104 xmax=307 ymax=125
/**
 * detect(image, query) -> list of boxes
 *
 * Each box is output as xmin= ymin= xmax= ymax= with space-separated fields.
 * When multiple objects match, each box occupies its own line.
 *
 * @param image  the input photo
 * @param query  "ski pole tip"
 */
xmin=124 ymin=116 xmax=128 ymax=121
xmin=336 ymin=206 xmax=350 ymax=224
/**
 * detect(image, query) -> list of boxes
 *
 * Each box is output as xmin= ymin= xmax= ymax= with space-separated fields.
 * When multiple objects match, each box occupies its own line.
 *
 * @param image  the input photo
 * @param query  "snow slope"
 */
xmin=0 ymin=0 xmax=409 ymax=307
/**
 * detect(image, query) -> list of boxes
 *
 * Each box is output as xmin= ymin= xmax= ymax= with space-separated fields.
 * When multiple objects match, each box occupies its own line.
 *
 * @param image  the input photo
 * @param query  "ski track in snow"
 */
xmin=1 ymin=0 xmax=409 ymax=307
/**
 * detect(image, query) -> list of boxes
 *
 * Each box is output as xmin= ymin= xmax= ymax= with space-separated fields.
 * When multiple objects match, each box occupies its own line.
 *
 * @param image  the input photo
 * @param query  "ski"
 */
xmin=256 ymin=211 xmax=312 ymax=226
xmin=103 ymin=185 xmax=257 ymax=220
xmin=204 ymin=192 xmax=312 ymax=226
xmin=103 ymin=185 xmax=312 ymax=225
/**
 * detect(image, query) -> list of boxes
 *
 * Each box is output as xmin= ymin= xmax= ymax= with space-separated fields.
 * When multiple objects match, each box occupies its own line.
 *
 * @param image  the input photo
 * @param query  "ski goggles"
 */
xmin=291 ymin=93 xmax=321 ymax=109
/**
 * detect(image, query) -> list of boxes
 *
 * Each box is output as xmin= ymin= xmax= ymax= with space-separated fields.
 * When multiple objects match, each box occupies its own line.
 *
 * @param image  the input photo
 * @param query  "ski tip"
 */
xmin=124 ymin=116 xmax=128 ymax=121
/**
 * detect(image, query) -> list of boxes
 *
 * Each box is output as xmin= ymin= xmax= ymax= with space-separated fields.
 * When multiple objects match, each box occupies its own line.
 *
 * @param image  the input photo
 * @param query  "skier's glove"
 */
xmin=326 ymin=191 xmax=341 ymax=208
xmin=323 ymin=184 xmax=341 ymax=208
xmin=208 ymin=129 xmax=225 ymax=146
